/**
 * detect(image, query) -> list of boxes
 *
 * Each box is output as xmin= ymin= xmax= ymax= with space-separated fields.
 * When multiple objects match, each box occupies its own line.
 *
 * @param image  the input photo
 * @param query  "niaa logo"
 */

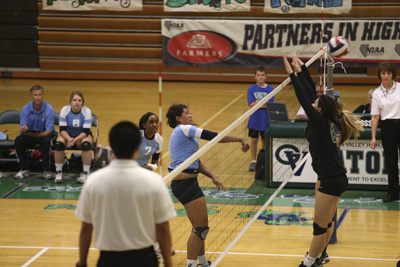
xmin=237 ymin=210 xmax=312 ymax=226
xmin=275 ymin=144 xmax=308 ymax=176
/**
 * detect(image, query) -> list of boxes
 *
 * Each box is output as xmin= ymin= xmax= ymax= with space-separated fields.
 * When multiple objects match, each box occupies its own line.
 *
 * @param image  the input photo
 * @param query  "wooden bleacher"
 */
xmin=5 ymin=0 xmax=400 ymax=83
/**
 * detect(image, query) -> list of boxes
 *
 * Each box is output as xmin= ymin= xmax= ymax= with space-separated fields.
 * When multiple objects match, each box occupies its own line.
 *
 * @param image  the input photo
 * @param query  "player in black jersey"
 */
xmin=284 ymin=55 xmax=363 ymax=267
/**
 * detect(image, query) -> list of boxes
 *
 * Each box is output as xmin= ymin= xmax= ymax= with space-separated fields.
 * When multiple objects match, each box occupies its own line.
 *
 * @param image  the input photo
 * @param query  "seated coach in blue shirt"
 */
xmin=14 ymin=85 xmax=55 ymax=180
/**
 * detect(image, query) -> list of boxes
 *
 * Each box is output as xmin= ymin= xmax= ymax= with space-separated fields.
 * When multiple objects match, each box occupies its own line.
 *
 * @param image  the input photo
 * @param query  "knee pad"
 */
xmin=313 ymin=223 xmax=327 ymax=236
xmin=193 ymin=226 xmax=209 ymax=240
xmin=81 ymin=141 xmax=92 ymax=151
xmin=54 ymin=141 xmax=65 ymax=151
xmin=327 ymin=221 xmax=333 ymax=229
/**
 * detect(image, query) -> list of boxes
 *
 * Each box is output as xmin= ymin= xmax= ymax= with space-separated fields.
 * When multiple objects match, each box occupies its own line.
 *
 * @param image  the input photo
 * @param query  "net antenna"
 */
xmin=158 ymin=62 xmax=163 ymax=175
xmin=162 ymin=47 xmax=327 ymax=185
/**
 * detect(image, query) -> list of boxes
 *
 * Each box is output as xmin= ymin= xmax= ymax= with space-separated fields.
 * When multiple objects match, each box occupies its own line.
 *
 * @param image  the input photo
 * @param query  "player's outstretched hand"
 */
xmin=291 ymin=54 xmax=302 ymax=73
xmin=283 ymin=56 xmax=293 ymax=75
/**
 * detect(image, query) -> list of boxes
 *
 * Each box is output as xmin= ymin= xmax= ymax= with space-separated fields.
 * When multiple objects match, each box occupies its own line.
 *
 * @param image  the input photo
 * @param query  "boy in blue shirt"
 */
xmin=247 ymin=66 xmax=274 ymax=171
xmin=14 ymin=85 xmax=55 ymax=179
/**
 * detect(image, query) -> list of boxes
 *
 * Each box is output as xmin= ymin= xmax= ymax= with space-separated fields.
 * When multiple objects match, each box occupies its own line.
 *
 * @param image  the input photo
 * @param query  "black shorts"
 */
xmin=98 ymin=246 xmax=157 ymax=267
xmin=318 ymin=174 xmax=348 ymax=197
xmin=248 ymin=129 xmax=265 ymax=139
xmin=171 ymin=177 xmax=204 ymax=205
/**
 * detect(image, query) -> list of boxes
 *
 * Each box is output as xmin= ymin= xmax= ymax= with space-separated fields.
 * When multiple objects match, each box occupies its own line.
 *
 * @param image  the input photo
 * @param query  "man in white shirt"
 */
xmin=75 ymin=121 xmax=176 ymax=267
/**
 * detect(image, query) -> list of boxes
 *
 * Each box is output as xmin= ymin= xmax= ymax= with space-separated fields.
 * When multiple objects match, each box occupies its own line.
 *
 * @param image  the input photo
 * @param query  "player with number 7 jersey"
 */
xmin=137 ymin=112 xmax=163 ymax=171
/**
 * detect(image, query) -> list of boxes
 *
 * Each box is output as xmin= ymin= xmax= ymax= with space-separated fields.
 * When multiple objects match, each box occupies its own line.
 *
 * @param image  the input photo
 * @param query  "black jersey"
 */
xmin=289 ymin=66 xmax=346 ymax=179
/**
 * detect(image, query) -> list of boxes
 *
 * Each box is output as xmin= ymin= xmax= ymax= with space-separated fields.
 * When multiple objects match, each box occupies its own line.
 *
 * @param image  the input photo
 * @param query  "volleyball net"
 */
xmin=162 ymin=47 xmax=329 ymax=266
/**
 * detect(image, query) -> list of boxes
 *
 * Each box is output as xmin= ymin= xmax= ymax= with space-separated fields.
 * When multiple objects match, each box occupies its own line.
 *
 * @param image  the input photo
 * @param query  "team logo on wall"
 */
xmin=166 ymin=31 xmax=237 ymax=64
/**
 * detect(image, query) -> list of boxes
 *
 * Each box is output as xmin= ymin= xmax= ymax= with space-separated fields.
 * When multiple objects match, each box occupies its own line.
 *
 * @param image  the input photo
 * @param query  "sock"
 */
xmin=55 ymin=163 xmax=63 ymax=172
xmin=303 ymin=253 xmax=316 ymax=266
xmin=187 ymin=259 xmax=196 ymax=267
xmin=252 ymin=160 xmax=256 ymax=163
xmin=198 ymin=255 xmax=207 ymax=266
xmin=83 ymin=165 xmax=90 ymax=173
xmin=317 ymin=253 xmax=322 ymax=258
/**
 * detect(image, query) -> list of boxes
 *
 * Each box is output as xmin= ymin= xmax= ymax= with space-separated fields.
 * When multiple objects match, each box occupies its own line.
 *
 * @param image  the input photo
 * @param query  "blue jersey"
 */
xmin=59 ymin=105 xmax=92 ymax=138
xmin=20 ymin=101 xmax=55 ymax=134
xmin=137 ymin=130 xmax=163 ymax=166
xmin=247 ymin=83 xmax=274 ymax=131
xmin=169 ymin=125 xmax=204 ymax=171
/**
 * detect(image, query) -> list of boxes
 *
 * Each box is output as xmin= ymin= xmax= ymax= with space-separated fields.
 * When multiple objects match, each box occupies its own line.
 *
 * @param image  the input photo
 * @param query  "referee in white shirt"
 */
xmin=75 ymin=121 xmax=176 ymax=266
xmin=370 ymin=61 xmax=400 ymax=202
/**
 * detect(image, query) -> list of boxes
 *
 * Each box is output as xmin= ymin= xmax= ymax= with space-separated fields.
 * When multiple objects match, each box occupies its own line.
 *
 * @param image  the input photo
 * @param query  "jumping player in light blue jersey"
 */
xmin=137 ymin=112 xmax=163 ymax=171
xmin=54 ymin=91 xmax=93 ymax=184
xmin=166 ymin=104 xmax=249 ymax=267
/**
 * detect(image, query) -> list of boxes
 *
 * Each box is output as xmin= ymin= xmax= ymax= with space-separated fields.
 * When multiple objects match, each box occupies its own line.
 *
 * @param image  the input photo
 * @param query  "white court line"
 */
xmin=2 ymin=246 xmax=397 ymax=263
xmin=21 ymin=248 xmax=48 ymax=267
xmin=161 ymin=93 xmax=244 ymax=160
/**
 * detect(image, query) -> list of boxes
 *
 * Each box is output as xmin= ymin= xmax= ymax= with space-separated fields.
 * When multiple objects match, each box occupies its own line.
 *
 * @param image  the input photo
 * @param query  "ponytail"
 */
xmin=336 ymin=110 xmax=364 ymax=146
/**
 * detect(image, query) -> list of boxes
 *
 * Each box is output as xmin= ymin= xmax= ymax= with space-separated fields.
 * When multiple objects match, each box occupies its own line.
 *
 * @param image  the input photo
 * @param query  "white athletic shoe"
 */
xmin=54 ymin=172 xmax=63 ymax=183
xmin=77 ymin=172 xmax=88 ymax=184
xmin=15 ymin=170 xmax=30 ymax=179
xmin=44 ymin=171 xmax=52 ymax=180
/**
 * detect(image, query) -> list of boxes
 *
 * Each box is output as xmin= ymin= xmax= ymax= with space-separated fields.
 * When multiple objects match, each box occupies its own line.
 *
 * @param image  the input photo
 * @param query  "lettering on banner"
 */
xmin=242 ymin=21 xmax=400 ymax=51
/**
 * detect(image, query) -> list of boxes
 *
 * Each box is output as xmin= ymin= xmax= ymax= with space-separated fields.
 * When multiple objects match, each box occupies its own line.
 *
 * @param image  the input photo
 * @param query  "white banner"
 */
xmin=43 ymin=0 xmax=142 ymax=11
xmin=273 ymin=138 xmax=387 ymax=186
xmin=264 ymin=0 xmax=352 ymax=14
xmin=163 ymin=0 xmax=250 ymax=12
xmin=162 ymin=19 xmax=400 ymax=68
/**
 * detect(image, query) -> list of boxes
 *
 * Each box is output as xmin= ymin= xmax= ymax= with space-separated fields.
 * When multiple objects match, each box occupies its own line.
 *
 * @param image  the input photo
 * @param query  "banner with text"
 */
xmin=43 ymin=0 xmax=142 ymax=11
xmin=264 ymin=0 xmax=352 ymax=14
xmin=273 ymin=138 xmax=387 ymax=186
xmin=162 ymin=19 xmax=400 ymax=68
xmin=164 ymin=0 xmax=250 ymax=12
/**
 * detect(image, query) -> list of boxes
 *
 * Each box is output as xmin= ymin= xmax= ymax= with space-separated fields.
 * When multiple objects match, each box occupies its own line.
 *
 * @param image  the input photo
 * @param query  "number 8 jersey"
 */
xmin=59 ymin=105 xmax=92 ymax=138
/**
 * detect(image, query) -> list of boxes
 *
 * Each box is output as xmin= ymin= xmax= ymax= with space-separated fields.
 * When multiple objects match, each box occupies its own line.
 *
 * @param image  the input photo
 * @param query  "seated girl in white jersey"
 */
xmin=166 ymin=104 xmax=250 ymax=267
xmin=54 ymin=91 xmax=94 ymax=183
xmin=136 ymin=112 xmax=162 ymax=171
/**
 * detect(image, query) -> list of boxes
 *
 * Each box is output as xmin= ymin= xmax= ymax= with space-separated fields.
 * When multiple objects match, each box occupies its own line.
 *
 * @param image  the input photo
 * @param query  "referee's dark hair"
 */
xmin=377 ymin=61 xmax=396 ymax=80
xmin=109 ymin=121 xmax=141 ymax=159
xmin=166 ymin=104 xmax=188 ymax=128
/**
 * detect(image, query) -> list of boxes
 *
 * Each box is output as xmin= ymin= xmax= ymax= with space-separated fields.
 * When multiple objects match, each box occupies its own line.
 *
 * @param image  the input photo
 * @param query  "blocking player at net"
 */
xmin=166 ymin=104 xmax=249 ymax=267
xmin=284 ymin=55 xmax=363 ymax=267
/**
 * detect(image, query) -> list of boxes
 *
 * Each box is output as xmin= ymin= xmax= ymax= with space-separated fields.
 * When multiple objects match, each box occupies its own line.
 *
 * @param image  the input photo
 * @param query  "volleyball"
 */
xmin=328 ymin=36 xmax=349 ymax=58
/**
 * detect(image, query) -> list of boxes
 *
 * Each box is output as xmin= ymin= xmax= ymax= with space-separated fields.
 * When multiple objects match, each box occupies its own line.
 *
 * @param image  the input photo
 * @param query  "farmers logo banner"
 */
xmin=162 ymin=19 xmax=400 ymax=68
xmin=164 ymin=0 xmax=250 ymax=12
xmin=43 ymin=0 xmax=142 ymax=11
xmin=264 ymin=0 xmax=352 ymax=14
